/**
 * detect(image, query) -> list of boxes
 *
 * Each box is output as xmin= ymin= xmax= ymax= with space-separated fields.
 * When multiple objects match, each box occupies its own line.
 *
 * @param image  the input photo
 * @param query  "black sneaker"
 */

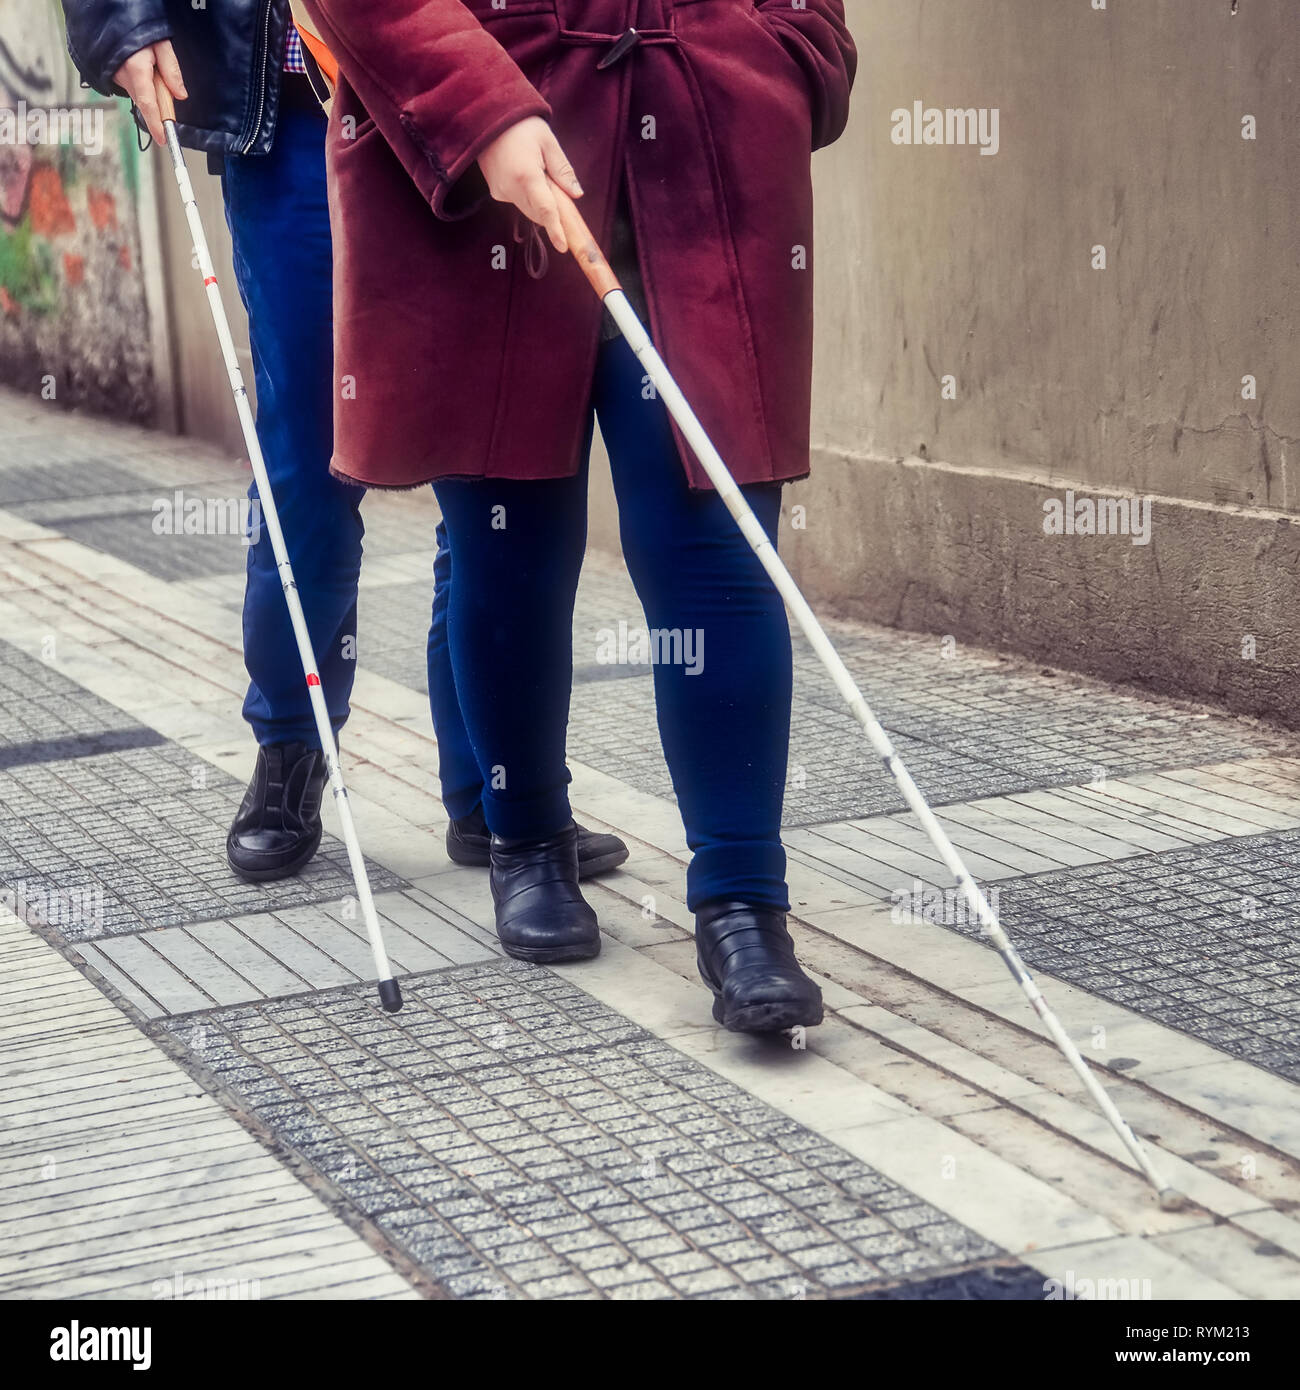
xmin=226 ymin=741 xmax=327 ymax=883
xmin=446 ymin=804 xmax=628 ymax=879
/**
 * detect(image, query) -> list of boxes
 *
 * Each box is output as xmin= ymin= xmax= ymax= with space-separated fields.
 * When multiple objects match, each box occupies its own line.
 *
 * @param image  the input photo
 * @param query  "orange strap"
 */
xmin=296 ymin=26 xmax=338 ymax=87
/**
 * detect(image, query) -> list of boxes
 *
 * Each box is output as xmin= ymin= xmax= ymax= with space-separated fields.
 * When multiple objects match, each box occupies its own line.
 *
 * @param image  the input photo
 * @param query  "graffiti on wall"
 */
xmin=0 ymin=0 xmax=154 ymax=418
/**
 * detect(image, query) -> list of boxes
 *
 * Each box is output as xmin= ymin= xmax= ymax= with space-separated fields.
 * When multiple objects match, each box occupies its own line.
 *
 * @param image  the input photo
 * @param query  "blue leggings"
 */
xmin=433 ymin=334 xmax=793 ymax=912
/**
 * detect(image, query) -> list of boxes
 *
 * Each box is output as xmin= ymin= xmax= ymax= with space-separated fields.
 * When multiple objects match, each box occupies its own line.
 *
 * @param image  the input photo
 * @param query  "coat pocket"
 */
xmin=741 ymin=5 xmax=815 ymax=118
xmin=714 ymin=3 xmax=814 ymax=152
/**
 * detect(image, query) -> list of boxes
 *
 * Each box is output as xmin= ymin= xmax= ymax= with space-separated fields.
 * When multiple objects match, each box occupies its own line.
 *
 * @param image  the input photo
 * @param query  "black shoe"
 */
xmin=695 ymin=900 xmax=824 ymax=1034
xmin=489 ymin=824 xmax=601 ymax=964
xmin=226 ymin=741 xmax=327 ymax=883
xmin=448 ymin=804 xmax=628 ymax=879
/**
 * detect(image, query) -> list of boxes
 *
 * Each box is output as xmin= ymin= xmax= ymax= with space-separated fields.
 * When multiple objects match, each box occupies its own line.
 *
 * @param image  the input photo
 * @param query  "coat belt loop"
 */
xmin=597 ymin=27 xmax=642 ymax=68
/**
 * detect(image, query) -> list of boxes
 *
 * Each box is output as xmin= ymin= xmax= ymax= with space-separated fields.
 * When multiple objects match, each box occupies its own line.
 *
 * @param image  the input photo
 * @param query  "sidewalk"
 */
xmin=4 ymin=385 xmax=1300 ymax=1301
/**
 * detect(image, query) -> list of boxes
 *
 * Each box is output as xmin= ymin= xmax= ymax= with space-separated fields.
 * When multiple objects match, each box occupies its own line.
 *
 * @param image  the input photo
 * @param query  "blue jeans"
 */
xmin=222 ymin=106 xmax=481 ymax=813
xmin=223 ymin=106 xmax=361 ymax=747
xmin=433 ymin=334 xmax=793 ymax=911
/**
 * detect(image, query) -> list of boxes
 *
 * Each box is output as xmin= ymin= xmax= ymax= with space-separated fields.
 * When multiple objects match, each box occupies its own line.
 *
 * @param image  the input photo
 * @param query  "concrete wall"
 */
xmin=154 ymin=147 xmax=252 ymax=455
xmin=594 ymin=0 xmax=1300 ymax=725
xmin=0 ymin=0 xmax=161 ymax=421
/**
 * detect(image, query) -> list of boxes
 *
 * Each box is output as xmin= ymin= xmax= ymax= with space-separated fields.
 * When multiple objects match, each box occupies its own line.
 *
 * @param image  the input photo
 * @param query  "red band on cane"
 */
xmin=204 ymin=276 xmax=217 ymax=287
xmin=306 ymin=674 xmax=320 ymax=686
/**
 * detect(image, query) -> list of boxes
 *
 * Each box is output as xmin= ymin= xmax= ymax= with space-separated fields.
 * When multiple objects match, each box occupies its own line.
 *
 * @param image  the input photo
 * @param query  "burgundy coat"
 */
xmin=298 ymin=0 xmax=856 ymax=489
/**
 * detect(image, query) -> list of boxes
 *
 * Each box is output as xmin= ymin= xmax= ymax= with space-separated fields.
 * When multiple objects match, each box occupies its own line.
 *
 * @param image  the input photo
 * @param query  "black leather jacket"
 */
xmin=62 ymin=0 xmax=290 ymax=158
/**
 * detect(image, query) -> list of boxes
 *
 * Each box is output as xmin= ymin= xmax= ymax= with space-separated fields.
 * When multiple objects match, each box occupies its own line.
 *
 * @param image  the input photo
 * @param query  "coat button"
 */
xmin=597 ymin=27 xmax=642 ymax=69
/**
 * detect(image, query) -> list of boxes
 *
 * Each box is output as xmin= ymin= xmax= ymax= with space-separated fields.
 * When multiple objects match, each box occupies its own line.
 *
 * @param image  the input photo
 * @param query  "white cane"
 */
xmin=551 ymin=182 xmax=1183 ymax=1210
xmin=154 ymin=78 xmax=401 ymax=1012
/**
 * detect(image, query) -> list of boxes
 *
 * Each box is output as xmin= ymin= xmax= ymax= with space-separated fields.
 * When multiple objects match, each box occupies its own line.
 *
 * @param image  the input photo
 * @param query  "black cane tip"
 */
xmin=378 ymin=978 xmax=403 ymax=1013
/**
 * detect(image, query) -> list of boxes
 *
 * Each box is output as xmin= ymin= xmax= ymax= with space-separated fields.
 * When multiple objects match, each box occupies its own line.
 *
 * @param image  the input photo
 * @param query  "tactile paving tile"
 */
xmin=0 ymin=741 xmax=404 ymax=939
xmin=356 ymin=581 xmax=433 ymax=694
xmin=566 ymin=675 xmax=1037 ymax=827
xmin=0 ymin=426 xmax=232 ymax=477
xmin=0 ymin=456 xmax=147 ymax=505
xmin=0 ymin=638 xmax=149 ymax=747
xmin=157 ymin=959 xmax=1005 ymax=1300
xmin=0 ymin=727 xmax=167 ymax=771
xmin=355 ymin=570 xmax=655 ymax=696
xmin=62 ymin=491 xmax=444 ymax=587
xmin=49 ymin=509 xmax=254 ymax=582
xmin=979 ymin=831 xmax=1300 ymax=1082
xmin=348 ymin=568 xmax=1290 ymax=829
xmin=805 ymin=627 xmax=1280 ymax=775
xmin=563 ymin=634 xmax=1288 ymax=828
xmin=849 ymin=1264 xmax=1053 ymax=1300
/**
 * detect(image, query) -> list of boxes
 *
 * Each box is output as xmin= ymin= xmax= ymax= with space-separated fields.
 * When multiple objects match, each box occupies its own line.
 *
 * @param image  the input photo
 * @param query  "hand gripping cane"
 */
xmin=154 ymin=78 xmax=402 ymax=1012
xmin=549 ymin=182 xmax=1185 ymax=1210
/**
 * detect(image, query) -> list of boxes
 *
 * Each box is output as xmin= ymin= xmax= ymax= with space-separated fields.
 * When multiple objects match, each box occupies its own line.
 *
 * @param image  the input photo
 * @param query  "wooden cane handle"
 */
xmin=154 ymin=71 xmax=176 ymax=125
xmin=549 ymin=178 xmax=620 ymax=298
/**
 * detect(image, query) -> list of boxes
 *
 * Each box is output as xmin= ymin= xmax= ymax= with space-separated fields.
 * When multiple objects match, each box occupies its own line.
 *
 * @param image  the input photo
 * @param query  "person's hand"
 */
xmin=113 ymin=39 xmax=187 ymax=144
xmin=477 ymin=116 xmax=583 ymax=253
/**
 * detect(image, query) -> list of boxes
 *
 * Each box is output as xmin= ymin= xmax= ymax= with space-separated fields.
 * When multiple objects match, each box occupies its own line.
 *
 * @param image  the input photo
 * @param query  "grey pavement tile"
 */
xmin=155 ymin=959 xmax=1019 ymax=1300
xmin=0 ymin=638 xmax=148 ymax=750
xmin=964 ymin=831 xmax=1300 ymax=1083
xmin=0 ymin=455 xmax=148 ymax=506
xmin=0 ymin=644 xmax=403 ymax=940
xmin=350 ymin=566 xmax=1295 ymax=829
xmin=14 ymin=409 xmax=1300 ymax=1303
xmin=562 ymin=653 xmax=1291 ymax=826
xmin=53 ymin=510 xmax=253 ymax=582
xmin=846 ymin=1263 xmax=1052 ymax=1300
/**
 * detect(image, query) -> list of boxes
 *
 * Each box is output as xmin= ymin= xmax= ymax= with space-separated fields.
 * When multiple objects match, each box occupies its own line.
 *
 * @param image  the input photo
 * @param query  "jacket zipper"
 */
xmin=242 ymin=0 xmax=275 ymax=153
